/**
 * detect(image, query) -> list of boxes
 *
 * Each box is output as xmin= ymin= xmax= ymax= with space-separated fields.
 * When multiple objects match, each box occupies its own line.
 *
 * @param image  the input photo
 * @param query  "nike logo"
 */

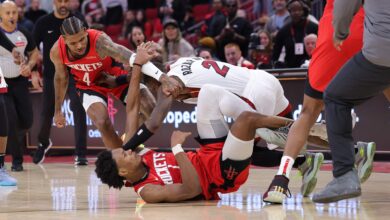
xmin=48 ymin=30 xmax=53 ymax=34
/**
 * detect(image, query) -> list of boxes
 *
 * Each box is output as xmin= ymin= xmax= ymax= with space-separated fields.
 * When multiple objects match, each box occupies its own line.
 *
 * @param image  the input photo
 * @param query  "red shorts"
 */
xmin=189 ymin=139 xmax=251 ymax=200
xmin=308 ymin=8 xmax=364 ymax=92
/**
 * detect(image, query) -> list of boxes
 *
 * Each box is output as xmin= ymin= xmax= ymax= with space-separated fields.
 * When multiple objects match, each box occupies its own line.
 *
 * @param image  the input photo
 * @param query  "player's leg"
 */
xmin=0 ymin=94 xmax=17 ymax=186
xmin=197 ymin=84 xmax=292 ymax=139
xmin=263 ymin=82 xmax=325 ymax=203
xmin=83 ymin=93 xmax=122 ymax=149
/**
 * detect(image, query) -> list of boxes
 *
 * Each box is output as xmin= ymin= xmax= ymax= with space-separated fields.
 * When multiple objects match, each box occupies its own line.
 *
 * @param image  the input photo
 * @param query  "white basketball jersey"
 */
xmin=167 ymin=57 xmax=251 ymax=96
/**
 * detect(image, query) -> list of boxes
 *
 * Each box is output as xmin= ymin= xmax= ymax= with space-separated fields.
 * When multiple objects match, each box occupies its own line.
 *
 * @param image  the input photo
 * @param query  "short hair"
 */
xmin=224 ymin=43 xmax=240 ymax=51
xmin=95 ymin=150 xmax=125 ymax=189
xmin=60 ymin=16 xmax=85 ymax=36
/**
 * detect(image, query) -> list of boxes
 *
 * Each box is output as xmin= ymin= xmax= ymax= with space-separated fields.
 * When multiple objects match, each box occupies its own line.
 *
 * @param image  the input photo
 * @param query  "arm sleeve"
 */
xmin=0 ymin=31 xmax=16 ymax=52
xmin=333 ymin=0 xmax=362 ymax=40
xmin=19 ymin=27 xmax=37 ymax=53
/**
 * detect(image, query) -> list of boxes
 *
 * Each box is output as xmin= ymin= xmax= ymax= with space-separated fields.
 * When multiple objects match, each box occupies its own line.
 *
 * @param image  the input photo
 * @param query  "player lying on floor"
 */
xmin=94 ymin=44 xmax=308 ymax=202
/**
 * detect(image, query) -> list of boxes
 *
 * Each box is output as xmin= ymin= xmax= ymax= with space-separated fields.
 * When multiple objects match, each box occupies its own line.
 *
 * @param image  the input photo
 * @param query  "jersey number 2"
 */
xmin=201 ymin=60 xmax=230 ymax=77
xmin=83 ymin=72 xmax=91 ymax=86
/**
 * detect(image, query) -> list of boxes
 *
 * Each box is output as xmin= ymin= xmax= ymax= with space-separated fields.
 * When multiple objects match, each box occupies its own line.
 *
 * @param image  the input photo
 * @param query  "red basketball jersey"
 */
xmin=308 ymin=0 xmax=364 ymax=92
xmin=58 ymin=29 xmax=117 ymax=97
xmin=129 ymin=143 xmax=250 ymax=200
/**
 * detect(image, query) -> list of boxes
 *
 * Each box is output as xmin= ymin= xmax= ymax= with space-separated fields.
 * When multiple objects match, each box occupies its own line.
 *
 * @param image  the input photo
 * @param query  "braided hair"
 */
xmin=60 ymin=16 xmax=86 ymax=36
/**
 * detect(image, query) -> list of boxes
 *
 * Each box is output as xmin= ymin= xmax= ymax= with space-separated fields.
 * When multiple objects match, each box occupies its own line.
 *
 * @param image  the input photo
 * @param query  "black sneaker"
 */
xmin=75 ymin=157 xmax=88 ymax=166
xmin=263 ymin=175 xmax=291 ymax=204
xmin=33 ymin=139 xmax=52 ymax=164
xmin=11 ymin=163 xmax=23 ymax=172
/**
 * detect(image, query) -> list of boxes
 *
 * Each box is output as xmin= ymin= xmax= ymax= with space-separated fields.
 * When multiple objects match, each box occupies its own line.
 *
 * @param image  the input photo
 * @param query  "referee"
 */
xmin=32 ymin=0 xmax=88 ymax=165
xmin=0 ymin=1 xmax=39 ymax=171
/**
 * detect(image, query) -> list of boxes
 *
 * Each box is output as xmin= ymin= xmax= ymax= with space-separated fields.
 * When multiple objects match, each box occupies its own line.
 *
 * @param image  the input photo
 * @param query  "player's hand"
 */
xmin=20 ymin=63 xmax=31 ymax=77
xmin=134 ymin=42 xmax=156 ymax=65
xmin=333 ymin=37 xmax=344 ymax=51
xmin=95 ymin=71 xmax=117 ymax=88
xmin=31 ymin=71 xmax=43 ymax=90
xmin=170 ymin=130 xmax=191 ymax=147
xmin=160 ymin=75 xmax=183 ymax=97
xmin=54 ymin=112 xmax=66 ymax=128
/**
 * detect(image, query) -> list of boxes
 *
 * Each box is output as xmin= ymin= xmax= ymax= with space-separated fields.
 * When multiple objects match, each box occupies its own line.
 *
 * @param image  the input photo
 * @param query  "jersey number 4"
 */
xmin=201 ymin=60 xmax=230 ymax=77
xmin=83 ymin=72 xmax=91 ymax=86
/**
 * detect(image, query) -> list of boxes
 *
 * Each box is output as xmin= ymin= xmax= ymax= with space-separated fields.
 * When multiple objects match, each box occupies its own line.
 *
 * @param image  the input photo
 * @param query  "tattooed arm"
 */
xmin=51 ymin=41 xmax=69 ymax=128
xmin=95 ymin=33 xmax=176 ymax=92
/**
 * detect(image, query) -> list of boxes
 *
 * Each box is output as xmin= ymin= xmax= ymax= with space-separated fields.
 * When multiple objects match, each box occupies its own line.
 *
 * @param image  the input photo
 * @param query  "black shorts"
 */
xmin=304 ymin=77 xmax=324 ymax=100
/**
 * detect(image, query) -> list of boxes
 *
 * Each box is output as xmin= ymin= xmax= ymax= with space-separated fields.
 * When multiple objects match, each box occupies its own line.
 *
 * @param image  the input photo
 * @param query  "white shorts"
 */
xmin=81 ymin=93 xmax=107 ymax=111
xmin=243 ymin=70 xmax=289 ymax=116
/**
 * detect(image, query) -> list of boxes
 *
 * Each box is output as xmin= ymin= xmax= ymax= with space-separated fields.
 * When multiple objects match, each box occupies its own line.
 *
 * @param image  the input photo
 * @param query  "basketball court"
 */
xmin=1 ymin=157 xmax=389 ymax=220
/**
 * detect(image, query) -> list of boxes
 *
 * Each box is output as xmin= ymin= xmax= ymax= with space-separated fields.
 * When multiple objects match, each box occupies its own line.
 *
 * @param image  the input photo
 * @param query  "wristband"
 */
xmin=128 ymin=54 xmax=163 ymax=81
xmin=133 ymin=63 xmax=142 ymax=68
xmin=171 ymin=144 xmax=184 ymax=155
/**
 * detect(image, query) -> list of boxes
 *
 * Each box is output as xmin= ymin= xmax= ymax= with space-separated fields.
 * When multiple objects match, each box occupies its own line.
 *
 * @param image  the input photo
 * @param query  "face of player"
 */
xmin=131 ymin=27 xmax=145 ymax=47
xmin=225 ymin=46 xmax=241 ymax=65
xmin=54 ymin=0 xmax=70 ymax=17
xmin=288 ymin=1 xmax=305 ymax=23
xmin=164 ymin=25 xmax=178 ymax=41
xmin=112 ymin=148 xmax=142 ymax=177
xmin=63 ymin=29 xmax=89 ymax=58
xmin=0 ymin=2 xmax=18 ymax=31
xmin=199 ymin=50 xmax=212 ymax=60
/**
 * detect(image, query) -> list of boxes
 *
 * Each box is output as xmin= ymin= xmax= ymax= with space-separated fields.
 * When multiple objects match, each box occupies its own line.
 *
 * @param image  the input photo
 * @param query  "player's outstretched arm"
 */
xmin=51 ymin=41 xmax=69 ymax=128
xmin=139 ymin=131 xmax=201 ymax=203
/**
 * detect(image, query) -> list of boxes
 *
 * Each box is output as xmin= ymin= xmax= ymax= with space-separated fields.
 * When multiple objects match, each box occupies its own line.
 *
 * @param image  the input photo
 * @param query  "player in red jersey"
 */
xmin=51 ymin=17 xmax=178 ymax=149
xmin=94 ymin=44 xmax=315 ymax=203
xmin=262 ymin=0 xmax=390 ymax=203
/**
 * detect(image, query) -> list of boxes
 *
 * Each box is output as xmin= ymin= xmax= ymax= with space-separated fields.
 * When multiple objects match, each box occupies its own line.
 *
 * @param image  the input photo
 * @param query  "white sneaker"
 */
xmin=0 ymin=167 xmax=17 ymax=186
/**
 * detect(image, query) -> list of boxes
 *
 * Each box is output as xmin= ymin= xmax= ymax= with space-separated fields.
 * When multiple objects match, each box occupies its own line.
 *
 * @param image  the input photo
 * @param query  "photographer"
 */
xmin=248 ymin=30 xmax=273 ymax=69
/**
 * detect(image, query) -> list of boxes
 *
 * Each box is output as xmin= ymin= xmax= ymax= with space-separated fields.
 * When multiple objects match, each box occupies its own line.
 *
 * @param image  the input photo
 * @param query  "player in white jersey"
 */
xmin=167 ymin=57 xmax=290 ymax=117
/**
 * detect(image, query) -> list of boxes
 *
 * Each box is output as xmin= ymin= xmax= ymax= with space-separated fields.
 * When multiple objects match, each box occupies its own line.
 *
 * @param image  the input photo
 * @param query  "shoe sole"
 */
xmin=256 ymin=128 xmax=287 ymax=147
xmin=263 ymin=191 xmax=285 ymax=204
xmin=36 ymin=140 xmax=53 ymax=165
xmin=312 ymin=190 xmax=361 ymax=203
xmin=301 ymin=153 xmax=324 ymax=197
xmin=359 ymin=142 xmax=376 ymax=183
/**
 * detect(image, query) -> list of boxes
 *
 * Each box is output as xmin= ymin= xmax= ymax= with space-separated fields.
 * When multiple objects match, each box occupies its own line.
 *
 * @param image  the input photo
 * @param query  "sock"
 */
xmin=0 ymin=154 xmax=5 ymax=168
xmin=277 ymin=156 xmax=295 ymax=178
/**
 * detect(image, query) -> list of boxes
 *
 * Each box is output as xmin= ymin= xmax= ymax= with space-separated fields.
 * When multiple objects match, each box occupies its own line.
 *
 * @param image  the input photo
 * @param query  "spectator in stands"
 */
xmin=158 ymin=0 xmax=187 ymax=23
xmin=214 ymin=0 xmax=253 ymax=61
xmin=180 ymin=6 xmax=195 ymax=35
xmin=158 ymin=19 xmax=195 ymax=63
xmin=301 ymin=33 xmax=317 ymax=68
xmin=0 ymin=1 xmax=39 ymax=171
xmin=81 ymin=0 xmax=104 ymax=26
xmin=69 ymin=0 xmax=80 ymax=13
xmin=272 ymin=0 xmax=317 ymax=68
xmin=224 ymin=43 xmax=255 ymax=69
xmin=264 ymin=0 xmax=289 ymax=37
xmin=101 ymin=0 xmax=127 ymax=25
xmin=196 ymin=47 xmax=214 ymax=60
xmin=121 ymin=10 xmax=136 ymax=39
xmin=203 ymin=0 xmax=226 ymax=38
xmin=17 ymin=2 xmax=34 ymax=32
xmin=129 ymin=25 xmax=146 ymax=51
xmin=24 ymin=0 xmax=48 ymax=24
xmin=249 ymin=30 xmax=273 ymax=69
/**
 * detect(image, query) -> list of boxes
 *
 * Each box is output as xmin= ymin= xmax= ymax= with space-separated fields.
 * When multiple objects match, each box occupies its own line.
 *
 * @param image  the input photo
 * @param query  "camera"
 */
xmin=248 ymin=32 xmax=265 ymax=50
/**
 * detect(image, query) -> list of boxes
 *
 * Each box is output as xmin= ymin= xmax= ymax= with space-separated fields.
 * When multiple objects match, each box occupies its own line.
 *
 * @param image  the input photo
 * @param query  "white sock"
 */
xmin=277 ymin=156 xmax=295 ymax=178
